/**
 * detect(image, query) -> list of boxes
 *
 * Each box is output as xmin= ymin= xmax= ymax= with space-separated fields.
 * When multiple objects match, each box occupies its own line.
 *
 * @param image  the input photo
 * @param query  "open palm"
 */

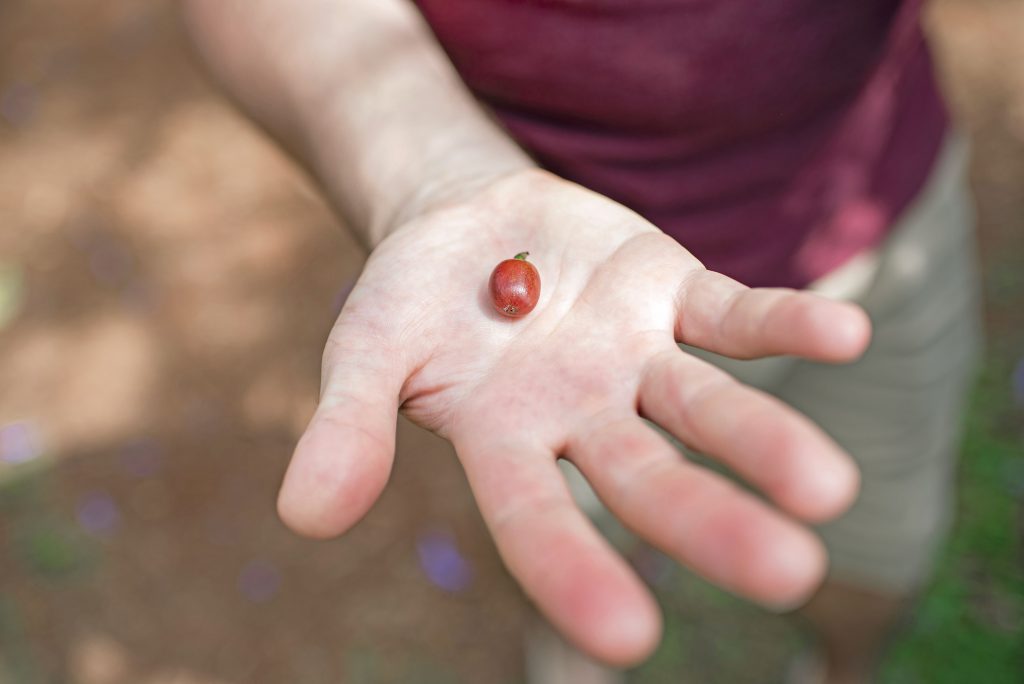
xmin=278 ymin=169 xmax=869 ymax=664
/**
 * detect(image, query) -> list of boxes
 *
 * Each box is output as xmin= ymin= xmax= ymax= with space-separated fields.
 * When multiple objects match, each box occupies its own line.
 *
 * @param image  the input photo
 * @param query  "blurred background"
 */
xmin=0 ymin=0 xmax=1021 ymax=682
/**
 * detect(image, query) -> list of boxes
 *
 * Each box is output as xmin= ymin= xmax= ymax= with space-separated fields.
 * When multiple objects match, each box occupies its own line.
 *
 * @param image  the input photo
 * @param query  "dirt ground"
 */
xmin=0 ymin=1 xmax=1021 ymax=683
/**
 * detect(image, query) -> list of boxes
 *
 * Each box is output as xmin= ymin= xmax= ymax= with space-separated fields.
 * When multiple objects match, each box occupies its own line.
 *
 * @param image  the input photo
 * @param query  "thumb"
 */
xmin=278 ymin=319 xmax=406 ymax=538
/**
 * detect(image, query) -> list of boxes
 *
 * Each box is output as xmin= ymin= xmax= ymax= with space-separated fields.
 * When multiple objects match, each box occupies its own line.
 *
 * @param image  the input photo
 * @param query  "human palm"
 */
xmin=278 ymin=170 xmax=869 ymax=664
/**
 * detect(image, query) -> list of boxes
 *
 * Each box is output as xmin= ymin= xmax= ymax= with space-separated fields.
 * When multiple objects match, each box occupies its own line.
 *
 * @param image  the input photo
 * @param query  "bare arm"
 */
xmin=182 ymin=0 xmax=533 ymax=248
xmin=182 ymin=0 xmax=869 ymax=666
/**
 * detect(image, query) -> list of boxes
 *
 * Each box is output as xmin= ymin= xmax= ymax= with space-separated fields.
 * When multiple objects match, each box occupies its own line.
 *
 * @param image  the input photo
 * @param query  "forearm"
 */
xmin=182 ymin=0 xmax=534 ymax=248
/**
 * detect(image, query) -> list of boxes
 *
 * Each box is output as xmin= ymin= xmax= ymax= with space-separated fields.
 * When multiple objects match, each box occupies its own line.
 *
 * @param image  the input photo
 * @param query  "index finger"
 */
xmin=454 ymin=436 xmax=661 ymax=666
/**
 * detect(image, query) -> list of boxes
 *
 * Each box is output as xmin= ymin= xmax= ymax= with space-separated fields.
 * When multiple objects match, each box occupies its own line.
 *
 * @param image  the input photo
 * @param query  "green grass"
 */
xmin=880 ymin=364 xmax=1024 ymax=684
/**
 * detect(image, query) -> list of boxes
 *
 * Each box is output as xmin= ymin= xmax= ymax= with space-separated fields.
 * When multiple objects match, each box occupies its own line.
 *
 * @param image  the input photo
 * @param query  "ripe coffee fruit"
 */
xmin=489 ymin=252 xmax=541 ymax=317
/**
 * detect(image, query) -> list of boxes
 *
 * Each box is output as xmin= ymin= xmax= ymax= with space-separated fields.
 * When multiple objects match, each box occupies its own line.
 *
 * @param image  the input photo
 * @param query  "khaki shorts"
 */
xmin=565 ymin=135 xmax=983 ymax=594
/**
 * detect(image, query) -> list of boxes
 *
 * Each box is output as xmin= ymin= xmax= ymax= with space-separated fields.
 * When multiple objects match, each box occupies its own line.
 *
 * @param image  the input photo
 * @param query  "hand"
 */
xmin=277 ymin=169 xmax=870 ymax=665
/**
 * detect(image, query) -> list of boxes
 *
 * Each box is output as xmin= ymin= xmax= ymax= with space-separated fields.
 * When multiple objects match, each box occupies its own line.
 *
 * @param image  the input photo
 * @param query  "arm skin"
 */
xmin=183 ymin=0 xmax=871 ymax=666
xmin=181 ymin=0 xmax=533 ymax=248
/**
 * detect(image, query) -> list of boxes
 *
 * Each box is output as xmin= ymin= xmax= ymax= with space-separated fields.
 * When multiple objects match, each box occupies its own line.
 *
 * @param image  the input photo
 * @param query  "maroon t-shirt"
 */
xmin=412 ymin=0 xmax=947 ymax=288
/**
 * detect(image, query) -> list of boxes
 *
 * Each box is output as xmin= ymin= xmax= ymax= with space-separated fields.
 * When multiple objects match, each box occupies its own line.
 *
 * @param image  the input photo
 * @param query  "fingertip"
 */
xmin=759 ymin=528 xmax=829 ymax=612
xmin=276 ymin=411 xmax=394 ymax=539
xmin=277 ymin=464 xmax=353 ymax=540
xmin=588 ymin=589 xmax=663 ymax=667
xmin=834 ymin=302 xmax=872 ymax=360
xmin=276 ymin=484 xmax=339 ymax=540
xmin=534 ymin=546 xmax=663 ymax=667
xmin=802 ymin=298 xmax=872 ymax=362
xmin=785 ymin=448 xmax=861 ymax=524
xmin=502 ymin=508 xmax=663 ymax=666
xmin=812 ymin=453 xmax=861 ymax=523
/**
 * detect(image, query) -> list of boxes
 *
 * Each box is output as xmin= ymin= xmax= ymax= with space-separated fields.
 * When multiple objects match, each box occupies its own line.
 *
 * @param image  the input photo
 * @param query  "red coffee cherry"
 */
xmin=488 ymin=252 xmax=541 ymax=318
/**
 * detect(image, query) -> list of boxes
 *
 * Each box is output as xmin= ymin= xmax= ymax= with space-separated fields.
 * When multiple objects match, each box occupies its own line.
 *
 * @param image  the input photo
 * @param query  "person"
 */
xmin=181 ymin=1 xmax=982 ymax=682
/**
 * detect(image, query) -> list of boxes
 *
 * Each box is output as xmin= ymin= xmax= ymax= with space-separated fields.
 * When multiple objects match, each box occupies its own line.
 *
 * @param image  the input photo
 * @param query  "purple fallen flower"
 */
xmin=76 ymin=492 xmax=120 ymax=537
xmin=415 ymin=529 xmax=473 ymax=593
xmin=238 ymin=559 xmax=281 ymax=603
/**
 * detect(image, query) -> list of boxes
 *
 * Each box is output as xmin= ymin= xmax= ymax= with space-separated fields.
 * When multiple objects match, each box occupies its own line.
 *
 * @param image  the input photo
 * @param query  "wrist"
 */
xmin=377 ymin=156 xmax=537 ymax=242
xmin=307 ymin=112 xmax=536 ymax=248
xmin=376 ymin=166 xmax=570 ymax=257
